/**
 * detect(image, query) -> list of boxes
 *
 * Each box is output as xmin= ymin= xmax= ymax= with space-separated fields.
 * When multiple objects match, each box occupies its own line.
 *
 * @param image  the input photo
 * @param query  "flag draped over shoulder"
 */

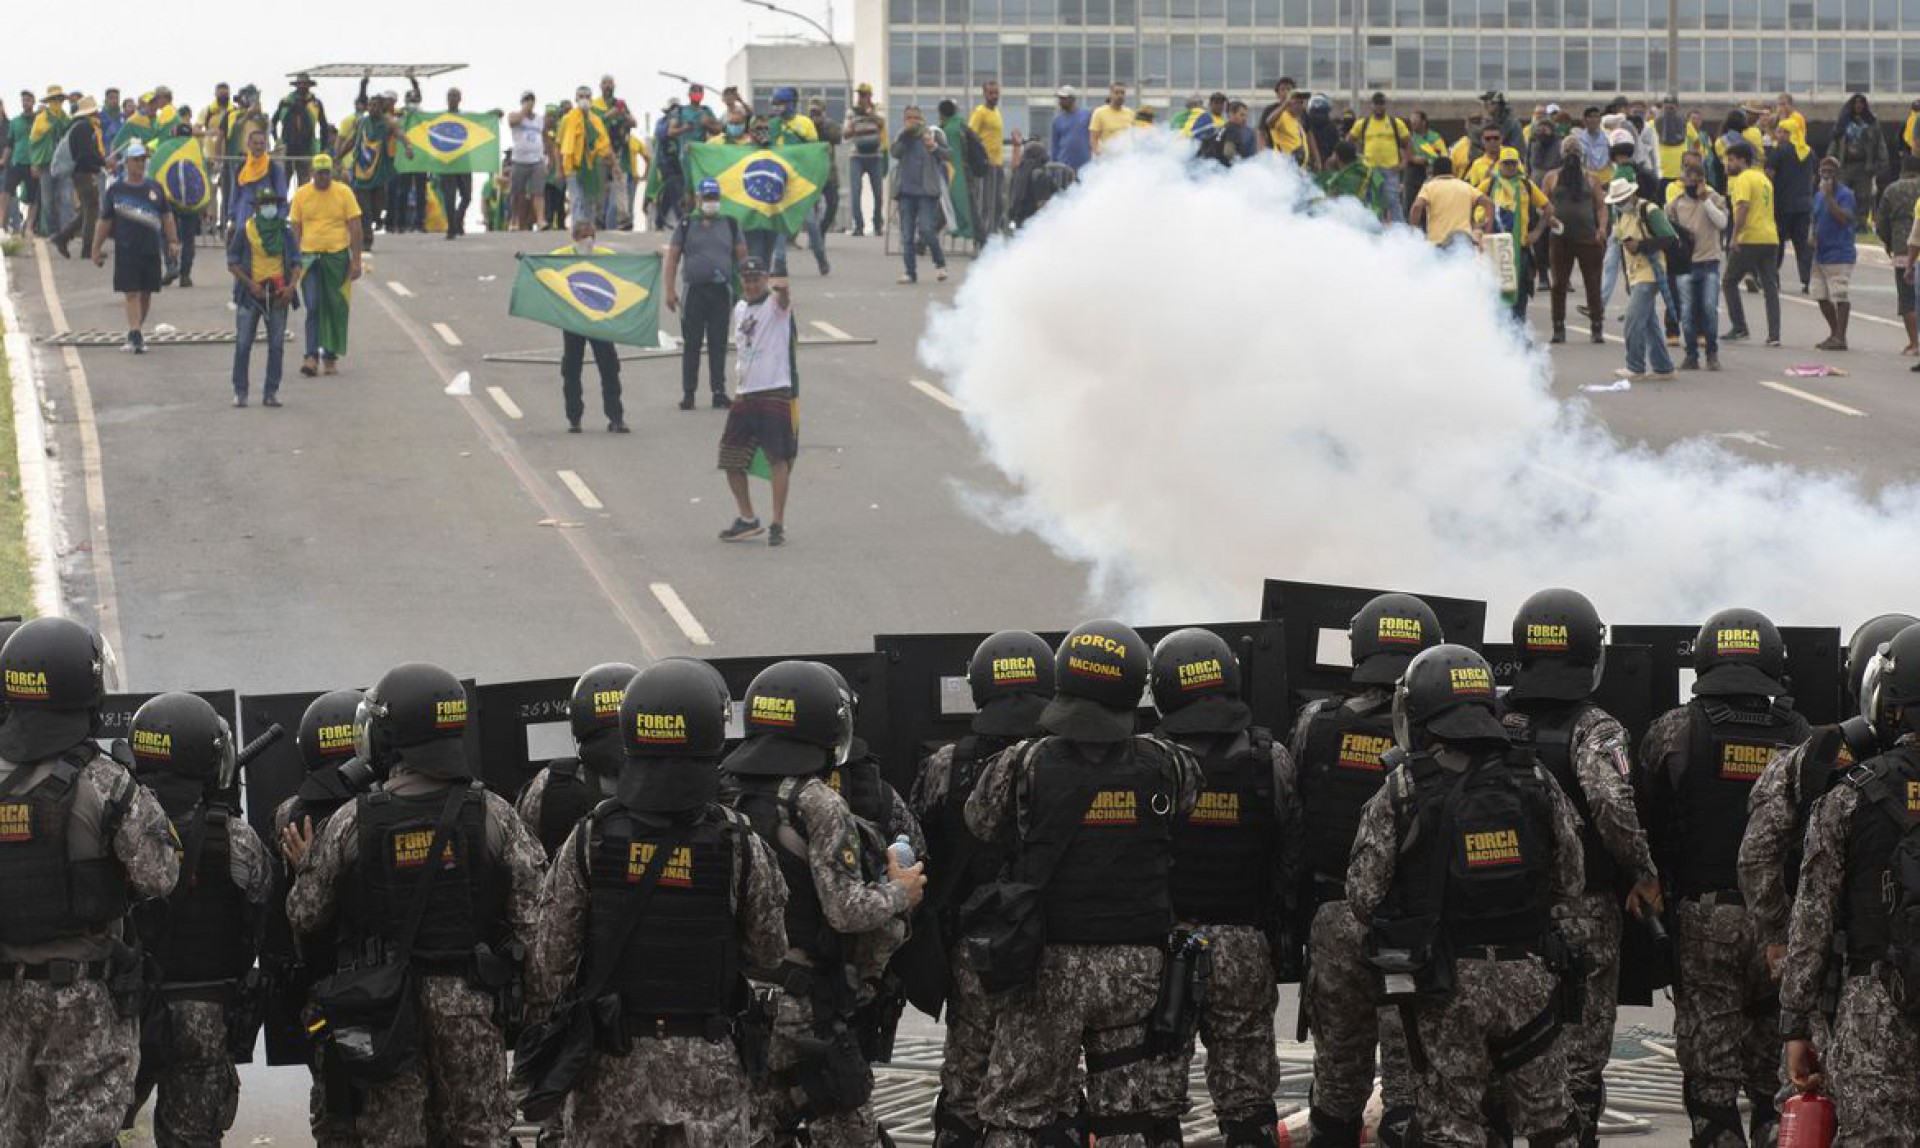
xmin=396 ymin=111 xmax=501 ymax=174
xmin=509 ymin=253 xmax=662 ymax=347
xmin=152 ymin=136 xmax=211 ymax=212
xmin=684 ymin=142 xmax=829 ymax=233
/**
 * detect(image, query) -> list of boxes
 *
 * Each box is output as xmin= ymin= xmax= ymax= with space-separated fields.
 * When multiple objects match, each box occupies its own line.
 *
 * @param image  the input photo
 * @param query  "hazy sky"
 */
xmin=7 ymin=1 xmax=853 ymax=127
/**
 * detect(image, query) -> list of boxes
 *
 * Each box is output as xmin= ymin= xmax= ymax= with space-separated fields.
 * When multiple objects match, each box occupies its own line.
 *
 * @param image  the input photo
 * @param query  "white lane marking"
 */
xmin=909 ymin=377 xmax=964 ymax=412
xmin=1758 ymin=379 xmax=1866 ymax=418
xmin=1778 ymin=291 xmax=1903 ymax=329
xmin=486 ymin=386 xmax=523 ymax=420
xmin=557 ymin=469 xmax=605 ymax=510
xmin=387 ymin=280 xmax=415 ymax=297
xmin=432 ymin=322 xmax=463 ymax=347
xmin=650 ymin=582 xmax=714 ymax=646
xmin=811 ymin=319 xmax=854 ymax=341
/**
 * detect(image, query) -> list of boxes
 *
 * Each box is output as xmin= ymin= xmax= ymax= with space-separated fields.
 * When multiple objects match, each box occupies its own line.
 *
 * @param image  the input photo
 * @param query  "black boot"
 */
xmin=1746 ymin=1091 xmax=1779 ymax=1148
xmin=1307 ymin=1108 xmax=1363 ymax=1148
xmin=1376 ymin=1105 xmax=1418 ymax=1148
xmin=1570 ymin=1084 xmax=1604 ymax=1148
xmin=1221 ymin=1107 xmax=1283 ymax=1147
xmin=1682 ymin=1083 xmax=1747 ymax=1148
xmin=1551 ymin=323 xmax=1566 ymax=344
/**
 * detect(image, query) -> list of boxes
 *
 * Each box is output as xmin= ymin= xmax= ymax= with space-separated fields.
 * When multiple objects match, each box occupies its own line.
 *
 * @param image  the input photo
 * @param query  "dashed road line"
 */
xmin=432 ymin=322 xmax=463 ymax=347
xmin=486 ymin=386 xmax=523 ymax=420
xmin=650 ymin=583 xmax=714 ymax=646
xmin=557 ymin=469 xmax=604 ymax=510
xmin=811 ymin=319 xmax=854 ymax=341
xmin=909 ymin=377 xmax=964 ymax=412
xmin=387 ymin=280 xmax=415 ymax=297
xmin=1758 ymin=379 xmax=1866 ymax=417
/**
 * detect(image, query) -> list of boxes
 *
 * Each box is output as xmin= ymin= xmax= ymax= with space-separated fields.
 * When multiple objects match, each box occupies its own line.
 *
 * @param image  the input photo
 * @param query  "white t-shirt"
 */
xmin=509 ymin=113 xmax=545 ymax=164
xmin=731 ymin=293 xmax=793 ymax=394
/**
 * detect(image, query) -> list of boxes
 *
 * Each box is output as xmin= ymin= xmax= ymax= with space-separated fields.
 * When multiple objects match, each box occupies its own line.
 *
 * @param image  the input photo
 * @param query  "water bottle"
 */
xmin=887 ymin=835 xmax=916 ymax=868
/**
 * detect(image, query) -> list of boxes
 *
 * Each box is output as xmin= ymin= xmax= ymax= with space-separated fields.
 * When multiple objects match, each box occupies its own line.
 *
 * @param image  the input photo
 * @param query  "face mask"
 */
xmin=700 ymin=201 xmax=720 ymax=217
xmin=726 ymin=123 xmax=745 ymax=138
xmin=577 ymin=99 xmax=590 ymax=112
xmin=258 ymin=205 xmax=280 ymax=220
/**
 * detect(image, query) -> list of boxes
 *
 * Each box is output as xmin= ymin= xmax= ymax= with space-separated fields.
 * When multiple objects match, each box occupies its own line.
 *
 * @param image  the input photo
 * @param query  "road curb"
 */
xmin=0 ymin=245 xmax=67 ymax=618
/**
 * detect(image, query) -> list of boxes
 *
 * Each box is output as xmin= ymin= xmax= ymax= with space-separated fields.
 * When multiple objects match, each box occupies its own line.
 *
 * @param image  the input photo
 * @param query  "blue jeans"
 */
xmin=743 ymin=229 xmax=788 ymax=277
xmin=233 ymin=294 xmax=289 ymax=399
xmin=899 ymin=194 xmax=944 ymax=280
xmin=41 ymin=171 xmax=73 ymax=236
xmin=850 ymin=154 xmax=884 ymax=232
xmin=1679 ymin=260 xmax=1721 ymax=360
xmin=566 ymin=174 xmax=604 ymax=226
xmin=1624 ymin=280 xmax=1673 ymax=374
xmin=1377 ymin=168 xmax=1404 ymax=224
xmin=802 ymin=200 xmax=827 ymax=272
xmin=1600 ymin=238 xmax=1621 ymax=309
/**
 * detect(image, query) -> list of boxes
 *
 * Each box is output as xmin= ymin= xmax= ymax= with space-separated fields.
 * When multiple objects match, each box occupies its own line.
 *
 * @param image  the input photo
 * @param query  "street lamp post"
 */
xmin=1667 ymin=0 xmax=1680 ymax=100
xmin=741 ymin=0 xmax=856 ymax=118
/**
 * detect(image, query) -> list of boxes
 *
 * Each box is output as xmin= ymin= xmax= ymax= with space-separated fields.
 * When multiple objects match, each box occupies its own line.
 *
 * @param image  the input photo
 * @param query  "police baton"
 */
xmin=234 ymin=723 xmax=286 ymax=771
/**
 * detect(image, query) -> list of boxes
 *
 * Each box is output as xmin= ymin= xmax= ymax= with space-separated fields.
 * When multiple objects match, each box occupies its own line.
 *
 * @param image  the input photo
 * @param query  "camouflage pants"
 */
xmin=754 ymin=986 xmax=876 ymax=1148
xmin=938 ymin=942 xmax=1002 ymax=1137
xmin=1672 ymin=901 xmax=1781 ymax=1119
xmin=0 ymin=978 xmax=137 ymax=1148
xmin=1173 ymin=924 xmax=1279 ymax=1124
xmin=306 ymin=1067 xmax=356 ymax=1148
xmin=1825 ymin=975 xmax=1920 ymax=1148
xmin=141 ymin=998 xmax=239 ymax=1147
xmin=570 ymin=1032 xmax=754 ymax=1147
xmin=981 ymin=943 xmax=1179 ymax=1148
xmin=1306 ymin=901 xmax=1415 ymax=1120
xmin=349 ymin=975 xmax=511 ymax=1147
xmin=1557 ymin=890 xmax=1624 ymax=1095
xmin=1414 ymin=957 xmax=1572 ymax=1148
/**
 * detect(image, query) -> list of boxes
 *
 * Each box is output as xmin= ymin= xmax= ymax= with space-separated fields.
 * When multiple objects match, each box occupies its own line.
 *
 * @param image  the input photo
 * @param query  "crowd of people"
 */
xmin=2 ymin=585 xmax=1919 ymax=1146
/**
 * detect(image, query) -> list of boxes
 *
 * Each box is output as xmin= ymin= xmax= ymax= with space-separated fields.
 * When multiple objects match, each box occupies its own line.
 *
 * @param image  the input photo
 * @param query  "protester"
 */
xmin=892 ymin=105 xmax=950 ymax=285
xmin=717 ymin=257 xmax=796 ymax=547
xmin=664 ymin=179 xmax=746 ymax=411
xmin=226 ymin=186 xmax=301 ymax=408
xmin=1810 ymin=156 xmax=1858 ymax=351
xmin=1766 ymin=122 xmax=1815 ymax=295
xmin=551 ymin=219 xmax=626 ymax=433
xmin=1609 ymin=178 xmax=1675 ymax=380
xmin=1008 ymin=138 xmax=1076 ymax=228
xmin=845 ymin=83 xmax=887 ymax=237
xmin=1544 ymin=136 xmax=1609 ymax=344
xmin=89 ymin=139 xmax=179 ymax=354
xmin=1403 ymin=109 xmax=1446 ymax=209
xmin=1408 ymin=155 xmax=1488 ymax=248
xmin=1316 ymin=140 xmax=1383 ymax=220
xmin=272 ymin=73 xmax=327 ymax=185
xmin=1 ymin=91 xmax=35 ymax=236
xmin=1722 ymin=142 xmax=1782 ymax=347
xmin=968 ymin=81 xmax=1009 ymax=240
xmin=808 ymin=96 xmax=841 ymax=233
xmin=231 ymin=126 xmax=287 ymax=232
xmin=288 ymin=153 xmax=362 ymax=377
xmin=1875 ymin=156 xmax=1920 ymax=357
xmin=507 ymin=91 xmax=546 ymax=232
xmin=1827 ymin=94 xmax=1886 ymax=233
xmin=1480 ymin=147 xmax=1553 ymax=325
xmin=1575 ymin=106 xmax=1609 ymax=171
xmin=1665 ymin=158 xmax=1729 ymax=371
xmin=54 ymin=96 xmax=105 ymax=259
xmin=31 ymin=86 xmax=71 ymax=246
xmin=558 ymin=86 xmax=611 ymax=227
xmin=1088 ymin=84 xmax=1135 ymax=157
xmin=592 ymin=77 xmax=634 ymax=232
xmin=1348 ymin=92 xmax=1410 ymax=223
xmin=440 ymin=87 xmax=474 ymax=238
xmin=1049 ymin=86 xmax=1092 ymax=172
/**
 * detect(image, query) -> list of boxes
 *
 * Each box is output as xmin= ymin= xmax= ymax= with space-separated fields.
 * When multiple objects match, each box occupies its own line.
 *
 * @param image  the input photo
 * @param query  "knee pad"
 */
xmin=1307 ymin=1106 xmax=1363 ymax=1148
xmin=1376 ymin=1104 xmax=1419 ymax=1148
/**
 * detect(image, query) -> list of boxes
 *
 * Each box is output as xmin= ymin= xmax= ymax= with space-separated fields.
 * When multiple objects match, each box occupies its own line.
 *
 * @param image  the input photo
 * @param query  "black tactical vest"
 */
xmin=1300 ymin=694 xmax=1397 ymax=893
xmin=1027 ymin=737 xmax=1176 ymax=946
xmin=826 ymin=756 xmax=890 ymax=830
xmin=1676 ymin=699 xmax=1805 ymax=896
xmin=530 ymin=759 xmax=602 ymax=860
xmin=150 ymin=805 xmax=252 ymax=984
xmin=290 ymin=767 xmax=358 ymax=836
xmin=1169 ymin=728 xmax=1277 ymax=926
xmin=581 ymin=804 xmax=743 ymax=1018
xmin=919 ymin=735 xmax=1014 ymax=918
xmin=1788 ymin=726 xmax=1853 ymax=896
xmin=1388 ymin=751 xmax=1557 ymax=949
xmin=1503 ymin=702 xmax=1615 ymax=894
xmin=1841 ymin=748 xmax=1920 ymax=960
xmin=0 ymin=753 xmax=130 ymax=945
xmin=344 ymin=783 xmax=504 ymax=964
xmin=727 ymin=775 xmax=833 ymax=964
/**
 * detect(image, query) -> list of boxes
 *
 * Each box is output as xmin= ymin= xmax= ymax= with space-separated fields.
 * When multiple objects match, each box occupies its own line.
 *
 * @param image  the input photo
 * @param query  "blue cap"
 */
xmin=698 ymin=178 xmax=721 ymax=198
xmin=773 ymin=86 xmax=798 ymax=104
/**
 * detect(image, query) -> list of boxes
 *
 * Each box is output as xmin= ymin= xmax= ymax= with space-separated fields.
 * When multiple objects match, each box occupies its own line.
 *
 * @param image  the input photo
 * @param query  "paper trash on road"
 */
xmin=1580 ymin=379 xmax=1632 ymax=393
xmin=153 ymin=323 xmax=178 ymax=336
xmin=444 ymin=371 xmax=472 ymax=396
xmin=1784 ymin=364 xmax=1848 ymax=377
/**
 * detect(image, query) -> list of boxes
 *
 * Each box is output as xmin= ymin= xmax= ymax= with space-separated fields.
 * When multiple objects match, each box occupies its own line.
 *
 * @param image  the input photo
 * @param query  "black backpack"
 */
xmin=961 ymin=126 xmax=990 ymax=179
xmin=1875 ymin=785 xmax=1920 ymax=1018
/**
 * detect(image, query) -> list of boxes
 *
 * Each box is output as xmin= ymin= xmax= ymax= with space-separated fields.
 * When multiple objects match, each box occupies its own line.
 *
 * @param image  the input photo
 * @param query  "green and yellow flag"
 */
xmin=508 ymin=253 xmax=662 ymax=347
xmin=685 ymin=142 xmax=830 ymax=233
xmin=396 ymin=111 xmax=501 ymax=174
xmin=151 ymin=136 xmax=211 ymax=212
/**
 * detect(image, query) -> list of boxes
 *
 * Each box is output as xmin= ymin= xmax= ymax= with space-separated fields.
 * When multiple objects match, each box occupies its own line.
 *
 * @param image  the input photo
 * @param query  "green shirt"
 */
xmin=6 ymin=113 xmax=32 ymax=162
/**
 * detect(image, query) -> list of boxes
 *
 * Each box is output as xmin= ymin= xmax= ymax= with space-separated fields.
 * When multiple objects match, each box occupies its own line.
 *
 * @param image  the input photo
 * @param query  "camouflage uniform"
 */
xmin=527 ymin=810 xmax=790 ymax=1145
xmin=1779 ymin=743 xmax=1920 ymax=1147
xmin=965 ymin=735 xmax=1202 ymax=1147
xmin=1738 ymin=732 xmax=1853 ymax=950
xmin=515 ymin=761 xmax=616 ymax=855
xmin=285 ymin=770 xmax=547 ymax=1147
xmin=0 ymin=750 xmax=179 ymax=1148
xmin=1345 ymin=750 xmax=1586 ymax=1148
xmin=270 ymin=793 xmax=356 ymax=1148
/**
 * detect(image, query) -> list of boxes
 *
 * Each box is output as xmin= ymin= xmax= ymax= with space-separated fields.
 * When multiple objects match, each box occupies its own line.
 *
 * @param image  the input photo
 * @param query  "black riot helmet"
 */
xmin=570 ymin=662 xmax=638 ymax=743
xmin=722 ymin=660 xmax=851 ymax=777
xmin=1690 ymin=607 xmax=1787 ymax=698
xmin=1149 ymin=627 xmax=1241 ymax=714
xmin=130 ymin=691 xmax=236 ymax=789
xmin=1507 ymin=588 xmax=1607 ymax=703
xmin=1859 ymin=622 xmax=1920 ymax=741
xmin=967 ymin=630 xmax=1055 ymax=737
xmin=298 ymin=689 xmax=366 ymax=773
xmin=622 ymin=658 xmax=731 ymax=759
xmin=1392 ymin=643 xmax=1510 ymax=753
xmin=1845 ymin=614 xmax=1918 ymax=704
xmin=353 ymin=661 xmax=470 ymax=778
xmin=0 ymin=616 xmax=109 ymax=763
xmin=1349 ymin=593 xmax=1443 ymax=686
xmin=0 ymin=618 xmax=21 ymax=724
xmin=1043 ymin=619 xmax=1149 ymax=742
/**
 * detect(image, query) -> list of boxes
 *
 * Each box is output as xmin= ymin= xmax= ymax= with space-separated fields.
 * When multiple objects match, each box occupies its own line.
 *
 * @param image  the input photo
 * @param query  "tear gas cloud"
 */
xmin=921 ymin=138 xmax=1918 ymax=636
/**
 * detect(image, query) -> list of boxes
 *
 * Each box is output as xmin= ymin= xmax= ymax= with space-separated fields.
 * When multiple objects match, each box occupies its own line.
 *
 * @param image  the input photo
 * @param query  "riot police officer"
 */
xmin=965 ymin=619 xmax=1203 ymax=1148
xmin=1149 ymin=626 xmax=1303 ymax=1147
xmin=911 ymin=630 xmax=1055 ymax=1148
xmin=1498 ymin=589 xmax=1661 ymax=1144
xmin=822 ymin=664 xmax=924 ymax=855
xmin=1289 ymin=592 xmax=1442 ymax=1148
xmin=527 ymin=657 xmax=790 ymax=1142
xmin=1740 ymin=612 xmax=1917 ymax=988
xmin=272 ymin=689 xmax=377 ymax=844
xmin=125 ymin=691 xmax=273 ymax=1148
xmin=516 ymin=661 xmax=638 ymax=858
xmin=1637 ymin=609 xmax=1810 ymax=1148
xmin=282 ymin=661 xmax=546 ymax=1146
xmin=1347 ymin=644 xmax=1585 ymax=1148
xmin=1780 ymin=621 xmax=1920 ymax=1144
xmin=0 ymin=617 xmax=179 ymax=1144
xmin=721 ymin=660 xmax=926 ymax=1147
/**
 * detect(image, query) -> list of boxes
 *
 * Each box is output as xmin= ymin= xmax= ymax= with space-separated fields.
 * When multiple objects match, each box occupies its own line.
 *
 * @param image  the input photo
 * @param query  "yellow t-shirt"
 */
xmin=1714 ymin=126 xmax=1766 ymax=162
xmin=1088 ymin=104 xmax=1136 ymax=150
xmin=1348 ymin=115 xmax=1408 ymax=170
xmin=1268 ymin=108 xmax=1305 ymax=157
xmin=1478 ymin=174 xmax=1548 ymax=238
xmin=1727 ymin=168 xmax=1779 ymax=245
xmin=1414 ymin=176 xmax=1480 ymax=244
xmin=289 ymin=181 xmax=363 ymax=254
xmin=968 ymin=104 xmax=1005 ymax=167
xmin=1464 ymin=156 xmax=1496 ymax=187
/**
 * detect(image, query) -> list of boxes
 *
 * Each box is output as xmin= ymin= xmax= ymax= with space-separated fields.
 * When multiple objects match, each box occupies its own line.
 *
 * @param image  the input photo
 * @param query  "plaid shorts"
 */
xmin=717 ymin=388 xmax=797 ymax=472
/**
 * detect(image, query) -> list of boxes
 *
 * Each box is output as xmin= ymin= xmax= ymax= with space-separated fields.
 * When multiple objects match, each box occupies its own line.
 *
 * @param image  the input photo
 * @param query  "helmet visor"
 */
xmin=1860 ymin=646 xmax=1889 ymax=733
xmin=1391 ymin=679 xmax=1413 ymax=753
xmin=352 ymin=695 xmax=385 ymax=763
xmin=213 ymin=717 xmax=238 ymax=790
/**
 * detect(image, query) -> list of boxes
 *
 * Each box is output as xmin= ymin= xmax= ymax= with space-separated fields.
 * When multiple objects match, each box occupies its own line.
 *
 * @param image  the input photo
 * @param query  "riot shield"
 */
xmin=473 ymin=675 xmax=577 ymax=801
xmin=1259 ymin=580 xmax=1488 ymax=713
xmin=1610 ymin=625 xmax=1843 ymax=727
xmin=1484 ymin=644 xmax=1660 ymax=748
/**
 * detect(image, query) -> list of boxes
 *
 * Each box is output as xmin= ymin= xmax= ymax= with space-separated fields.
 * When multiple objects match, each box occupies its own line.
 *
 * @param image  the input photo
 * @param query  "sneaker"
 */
xmin=720 ymin=517 xmax=764 ymax=542
xmin=768 ymin=523 xmax=785 ymax=548
xmin=1708 ymin=356 xmax=1722 ymax=371
xmin=1590 ymin=327 xmax=1605 ymax=344
xmin=936 ymin=268 xmax=949 ymax=282
xmin=1679 ymin=357 xmax=1700 ymax=370
xmin=711 ymin=392 xmax=731 ymax=409
xmin=817 ymin=257 xmax=831 ymax=277
xmin=851 ymin=228 xmax=865 ymax=237
xmin=1646 ymin=371 xmax=1676 ymax=381
xmin=679 ymin=394 xmax=697 ymax=411
xmin=52 ymin=235 xmax=69 ymax=259
xmin=1722 ymin=328 xmax=1749 ymax=341
xmin=299 ymin=356 xmax=318 ymax=377
xmin=608 ymin=420 xmax=629 ymax=433
xmin=1665 ymin=334 xmax=1680 ymax=346
xmin=567 ymin=421 xmax=581 ymax=433
xmin=263 ymin=394 xmax=282 ymax=408
xmin=1764 ymin=337 xmax=1781 ymax=348
xmin=130 ymin=331 xmax=145 ymax=355
xmin=179 ymin=274 xmax=193 ymax=288
xmin=1614 ymin=368 xmax=1645 ymax=379
xmin=321 ymin=359 xmax=339 ymax=376
xmin=1550 ymin=325 xmax=1566 ymax=344
xmin=898 ymin=274 xmax=916 ymax=285
xmin=232 ymin=395 xmax=247 ymax=407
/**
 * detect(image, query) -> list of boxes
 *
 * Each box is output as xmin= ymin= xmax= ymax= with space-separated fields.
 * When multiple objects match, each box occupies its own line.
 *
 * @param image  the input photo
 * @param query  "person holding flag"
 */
xmin=226 ymin=186 xmax=301 ymax=408
xmin=558 ymin=86 xmax=612 ymax=231
xmin=90 ymin=139 xmax=179 ymax=355
xmin=548 ymin=218 xmax=628 ymax=434
xmin=716 ymin=257 xmax=796 ymax=547
xmin=156 ymin=116 xmax=207 ymax=287
xmin=288 ymin=154 xmax=362 ymax=377
xmin=272 ymin=73 xmax=328 ymax=186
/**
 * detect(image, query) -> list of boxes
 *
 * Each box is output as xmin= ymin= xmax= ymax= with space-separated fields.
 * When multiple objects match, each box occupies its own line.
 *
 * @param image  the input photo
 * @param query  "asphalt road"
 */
xmin=13 ymin=217 xmax=1893 ymax=1144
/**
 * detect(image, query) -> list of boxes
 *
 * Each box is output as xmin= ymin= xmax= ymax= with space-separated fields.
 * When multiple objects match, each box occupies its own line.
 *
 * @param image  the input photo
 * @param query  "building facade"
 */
xmin=727 ymin=41 xmax=857 ymax=126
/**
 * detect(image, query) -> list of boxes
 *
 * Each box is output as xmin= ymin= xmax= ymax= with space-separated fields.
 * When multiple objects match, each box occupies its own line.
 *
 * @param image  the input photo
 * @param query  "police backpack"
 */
xmin=1879 ymin=797 xmax=1920 ymax=1018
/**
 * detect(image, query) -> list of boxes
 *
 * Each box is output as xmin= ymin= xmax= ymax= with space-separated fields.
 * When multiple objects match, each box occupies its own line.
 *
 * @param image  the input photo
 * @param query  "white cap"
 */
xmin=1057 ymin=85 xmax=1076 ymax=99
xmin=1605 ymin=177 xmax=1638 ymax=205
xmin=123 ymin=139 xmax=148 ymax=159
xmin=1544 ymin=103 xmax=1561 ymax=115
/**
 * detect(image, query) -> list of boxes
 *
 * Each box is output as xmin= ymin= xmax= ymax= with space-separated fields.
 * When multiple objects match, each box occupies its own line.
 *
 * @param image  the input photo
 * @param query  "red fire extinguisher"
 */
xmin=1779 ymin=1091 xmax=1836 ymax=1148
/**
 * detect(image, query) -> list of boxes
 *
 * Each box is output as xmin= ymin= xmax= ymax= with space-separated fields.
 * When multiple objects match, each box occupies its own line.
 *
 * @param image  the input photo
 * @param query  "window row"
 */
xmin=890 ymin=0 xmax=1920 ymax=31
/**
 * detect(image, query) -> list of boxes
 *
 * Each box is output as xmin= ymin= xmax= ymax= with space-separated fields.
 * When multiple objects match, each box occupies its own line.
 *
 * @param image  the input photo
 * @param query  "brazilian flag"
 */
xmin=685 ymin=142 xmax=829 ymax=233
xmin=151 ymin=136 xmax=211 ymax=213
xmin=396 ymin=111 xmax=501 ymax=175
xmin=509 ymin=253 xmax=662 ymax=348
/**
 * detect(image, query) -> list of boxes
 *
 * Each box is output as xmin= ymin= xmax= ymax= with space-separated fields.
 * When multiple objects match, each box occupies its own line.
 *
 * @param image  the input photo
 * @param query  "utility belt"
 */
xmin=623 ymin=1012 xmax=733 ymax=1041
xmin=1454 ymin=944 xmax=1537 ymax=962
xmin=343 ymin=939 xmax=526 ymax=1038
xmin=750 ymin=958 xmax=858 ymax=1018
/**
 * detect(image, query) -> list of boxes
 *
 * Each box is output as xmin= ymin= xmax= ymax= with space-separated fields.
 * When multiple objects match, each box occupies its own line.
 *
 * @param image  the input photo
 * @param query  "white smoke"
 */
xmin=922 ymin=138 xmax=1918 ymax=635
